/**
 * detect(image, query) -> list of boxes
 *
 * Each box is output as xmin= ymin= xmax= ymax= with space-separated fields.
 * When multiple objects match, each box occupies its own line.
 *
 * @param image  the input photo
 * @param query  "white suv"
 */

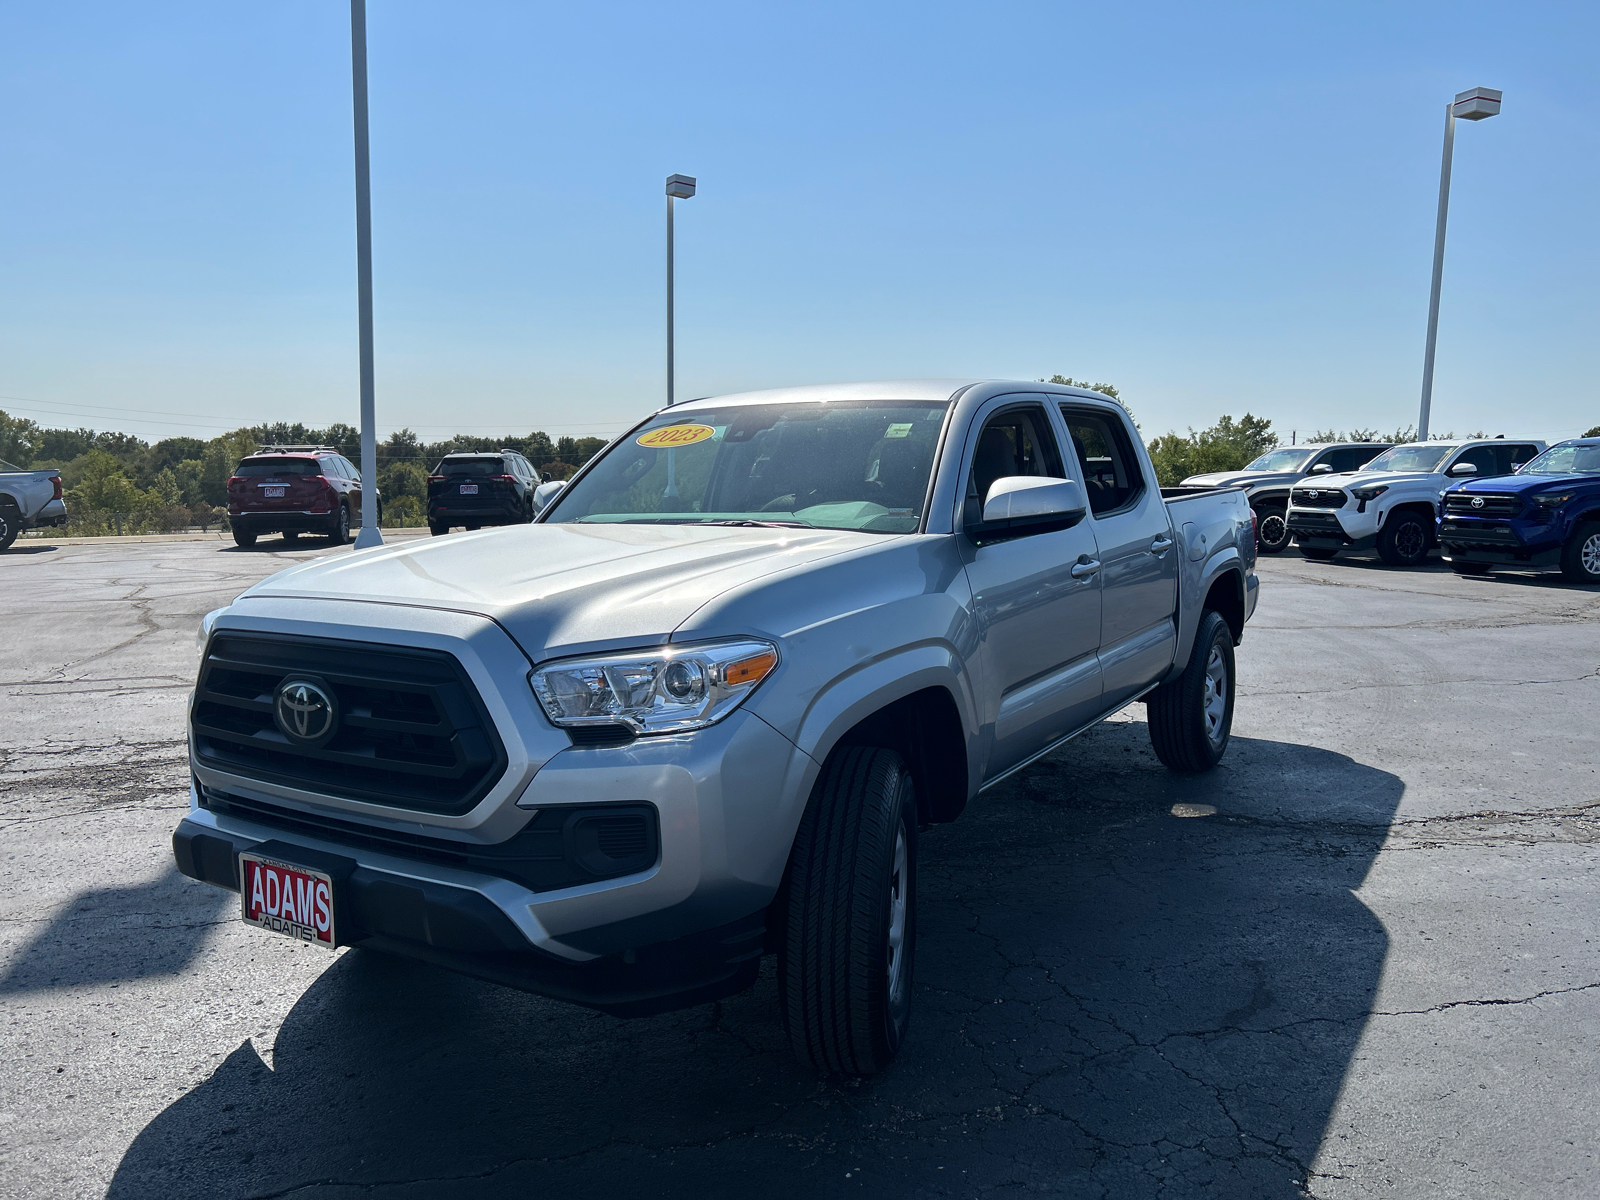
xmin=1286 ymin=438 xmax=1545 ymax=566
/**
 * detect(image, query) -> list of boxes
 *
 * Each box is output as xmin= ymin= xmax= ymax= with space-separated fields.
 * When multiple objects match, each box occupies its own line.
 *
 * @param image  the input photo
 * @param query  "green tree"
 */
xmin=1584 ymin=426 xmax=1600 ymax=438
xmin=379 ymin=460 xmax=428 ymax=503
xmin=0 ymin=409 xmax=41 ymax=467
xmin=1146 ymin=413 xmax=1278 ymax=486
xmin=1043 ymin=376 xmax=1137 ymax=428
xmin=69 ymin=450 xmax=146 ymax=512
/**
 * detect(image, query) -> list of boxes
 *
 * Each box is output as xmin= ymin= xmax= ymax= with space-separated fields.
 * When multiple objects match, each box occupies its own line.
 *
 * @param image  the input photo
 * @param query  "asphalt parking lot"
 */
xmin=2 ymin=535 xmax=1597 ymax=1199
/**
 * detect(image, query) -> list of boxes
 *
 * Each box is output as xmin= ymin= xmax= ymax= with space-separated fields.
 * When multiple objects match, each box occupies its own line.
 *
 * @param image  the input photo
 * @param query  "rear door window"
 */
xmin=1059 ymin=407 xmax=1145 ymax=516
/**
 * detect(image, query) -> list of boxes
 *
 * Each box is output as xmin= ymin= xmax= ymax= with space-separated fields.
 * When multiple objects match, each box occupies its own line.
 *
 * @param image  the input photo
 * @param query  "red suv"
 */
xmin=226 ymin=446 xmax=376 ymax=548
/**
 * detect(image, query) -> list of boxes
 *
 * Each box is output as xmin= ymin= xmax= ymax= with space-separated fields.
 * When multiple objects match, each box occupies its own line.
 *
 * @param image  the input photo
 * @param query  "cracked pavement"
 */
xmin=1 ymin=537 xmax=1597 ymax=1198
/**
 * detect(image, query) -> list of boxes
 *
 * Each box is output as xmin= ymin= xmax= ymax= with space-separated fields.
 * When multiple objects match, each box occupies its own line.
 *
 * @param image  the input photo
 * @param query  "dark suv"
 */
xmin=427 ymin=451 xmax=544 ymax=535
xmin=227 ymin=447 xmax=374 ymax=548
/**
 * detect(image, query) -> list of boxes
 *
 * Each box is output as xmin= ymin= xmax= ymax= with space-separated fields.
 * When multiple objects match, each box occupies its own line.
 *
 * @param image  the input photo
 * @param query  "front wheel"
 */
xmin=0 ymin=505 xmax=20 ymax=551
xmin=328 ymin=504 xmax=350 ymax=545
xmin=1147 ymin=610 xmax=1235 ymax=773
xmin=1377 ymin=512 xmax=1430 ymax=566
xmin=1254 ymin=504 xmax=1290 ymax=554
xmin=232 ymin=528 xmax=257 ymax=548
xmin=1299 ymin=545 xmax=1338 ymax=561
xmin=779 ymin=746 xmax=916 ymax=1077
xmin=1560 ymin=522 xmax=1600 ymax=583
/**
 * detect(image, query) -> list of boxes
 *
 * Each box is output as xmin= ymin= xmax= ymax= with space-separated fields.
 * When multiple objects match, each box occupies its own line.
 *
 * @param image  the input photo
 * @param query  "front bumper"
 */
xmin=173 ymin=815 xmax=763 ymax=1015
xmin=1287 ymin=507 xmax=1374 ymax=549
xmin=1438 ymin=518 xmax=1561 ymax=566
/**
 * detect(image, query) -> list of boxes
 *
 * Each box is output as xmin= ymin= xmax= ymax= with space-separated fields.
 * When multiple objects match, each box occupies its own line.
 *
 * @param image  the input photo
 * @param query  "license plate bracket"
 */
xmin=240 ymin=851 xmax=338 ymax=947
xmin=263 ymin=486 xmax=286 ymax=498
xmin=459 ymin=483 xmax=478 ymax=495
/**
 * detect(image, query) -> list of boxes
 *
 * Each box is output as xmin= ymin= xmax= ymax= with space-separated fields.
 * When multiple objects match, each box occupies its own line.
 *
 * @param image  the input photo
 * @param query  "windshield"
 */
xmin=1244 ymin=448 xmax=1315 ymax=472
xmin=437 ymin=457 xmax=505 ymax=476
xmin=235 ymin=458 xmax=321 ymax=477
xmin=1520 ymin=442 xmax=1600 ymax=477
xmin=543 ymin=400 xmax=950 ymax=533
xmin=1361 ymin=445 xmax=1452 ymax=474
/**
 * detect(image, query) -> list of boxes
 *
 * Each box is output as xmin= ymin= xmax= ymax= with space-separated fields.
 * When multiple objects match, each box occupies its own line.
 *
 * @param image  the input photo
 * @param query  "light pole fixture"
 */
xmin=1417 ymin=87 xmax=1501 ymax=441
xmin=665 ymin=173 xmax=696 ymax=407
xmin=349 ymin=0 xmax=383 ymax=547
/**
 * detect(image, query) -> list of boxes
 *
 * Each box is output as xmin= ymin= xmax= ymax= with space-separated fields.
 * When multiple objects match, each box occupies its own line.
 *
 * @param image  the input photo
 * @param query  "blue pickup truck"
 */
xmin=1438 ymin=437 xmax=1600 ymax=582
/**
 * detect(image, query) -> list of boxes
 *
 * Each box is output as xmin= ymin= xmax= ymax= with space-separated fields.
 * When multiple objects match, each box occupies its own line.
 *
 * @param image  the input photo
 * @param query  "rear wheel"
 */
xmin=1449 ymin=559 xmax=1493 ymax=576
xmin=1560 ymin=522 xmax=1600 ymax=583
xmin=779 ymin=746 xmax=916 ymax=1077
xmin=232 ymin=527 xmax=257 ymax=548
xmin=1147 ymin=610 xmax=1234 ymax=773
xmin=1254 ymin=504 xmax=1290 ymax=554
xmin=465 ymin=523 xmax=481 ymax=531
xmin=327 ymin=504 xmax=350 ymax=545
xmin=429 ymin=522 xmax=449 ymax=536
xmin=1377 ymin=511 xmax=1430 ymax=566
xmin=1299 ymin=545 xmax=1338 ymax=561
xmin=0 ymin=504 xmax=20 ymax=551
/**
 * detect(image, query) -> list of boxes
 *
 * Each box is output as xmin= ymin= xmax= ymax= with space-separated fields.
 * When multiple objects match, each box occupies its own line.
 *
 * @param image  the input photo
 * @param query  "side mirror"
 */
xmin=532 ymin=479 xmax=565 ymax=513
xmin=1447 ymin=462 xmax=1478 ymax=476
xmin=979 ymin=476 xmax=1086 ymax=526
xmin=1309 ymin=463 xmax=1334 ymax=474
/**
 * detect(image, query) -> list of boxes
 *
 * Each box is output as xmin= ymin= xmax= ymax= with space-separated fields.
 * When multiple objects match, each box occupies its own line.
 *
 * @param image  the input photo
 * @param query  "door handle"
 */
xmin=1070 ymin=557 xmax=1101 ymax=579
xmin=1150 ymin=536 xmax=1174 ymax=557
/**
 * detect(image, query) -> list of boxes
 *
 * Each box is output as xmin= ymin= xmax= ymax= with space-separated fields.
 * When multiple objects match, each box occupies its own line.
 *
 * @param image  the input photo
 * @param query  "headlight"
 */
xmin=1351 ymin=485 xmax=1389 ymax=502
xmin=197 ymin=607 xmax=228 ymax=656
xmin=529 ymin=638 xmax=779 ymax=735
xmin=1532 ymin=492 xmax=1572 ymax=508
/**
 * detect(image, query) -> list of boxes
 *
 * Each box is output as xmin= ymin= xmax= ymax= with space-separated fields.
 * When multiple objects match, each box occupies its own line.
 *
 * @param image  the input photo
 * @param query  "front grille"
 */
xmin=1443 ymin=492 xmax=1522 ymax=516
xmin=192 ymin=633 xmax=507 ymax=816
xmin=1439 ymin=523 xmax=1519 ymax=546
xmin=1291 ymin=488 xmax=1347 ymax=509
xmin=198 ymin=784 xmax=659 ymax=891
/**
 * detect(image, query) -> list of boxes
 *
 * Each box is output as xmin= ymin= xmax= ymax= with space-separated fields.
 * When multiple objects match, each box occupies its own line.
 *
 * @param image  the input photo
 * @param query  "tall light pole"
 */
xmin=350 ymin=0 xmax=383 ymax=548
xmin=1417 ymin=87 xmax=1501 ymax=441
xmin=665 ymin=174 xmax=696 ymax=407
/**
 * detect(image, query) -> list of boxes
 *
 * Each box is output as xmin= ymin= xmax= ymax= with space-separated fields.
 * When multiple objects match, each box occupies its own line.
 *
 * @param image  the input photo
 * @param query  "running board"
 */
xmin=978 ymin=683 xmax=1160 ymax=794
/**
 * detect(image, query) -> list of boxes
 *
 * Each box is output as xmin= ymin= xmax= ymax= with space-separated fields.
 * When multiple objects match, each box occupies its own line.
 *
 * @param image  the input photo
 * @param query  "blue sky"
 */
xmin=1 ymin=1 xmax=1595 ymax=446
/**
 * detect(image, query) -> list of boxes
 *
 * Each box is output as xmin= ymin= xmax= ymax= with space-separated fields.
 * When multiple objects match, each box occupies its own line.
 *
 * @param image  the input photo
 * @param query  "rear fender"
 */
xmin=1165 ymin=552 xmax=1245 ymax=685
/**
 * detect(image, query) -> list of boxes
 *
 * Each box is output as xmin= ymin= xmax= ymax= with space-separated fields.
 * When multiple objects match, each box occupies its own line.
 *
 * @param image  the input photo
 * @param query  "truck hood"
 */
xmin=1448 ymin=472 xmax=1585 ymax=496
xmin=236 ymin=522 xmax=888 ymax=661
xmin=1313 ymin=469 xmax=1442 ymax=490
xmin=1182 ymin=470 xmax=1299 ymax=488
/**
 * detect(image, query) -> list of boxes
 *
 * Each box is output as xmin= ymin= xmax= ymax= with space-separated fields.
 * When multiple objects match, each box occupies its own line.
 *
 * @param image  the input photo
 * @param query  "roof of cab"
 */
xmin=664 ymin=378 xmax=1121 ymax=413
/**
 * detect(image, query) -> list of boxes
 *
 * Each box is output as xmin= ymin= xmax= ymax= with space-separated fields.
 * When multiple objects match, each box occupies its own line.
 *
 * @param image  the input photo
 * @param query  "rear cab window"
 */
xmin=1059 ymin=406 xmax=1145 ymax=516
xmin=439 ymin=457 xmax=505 ymax=477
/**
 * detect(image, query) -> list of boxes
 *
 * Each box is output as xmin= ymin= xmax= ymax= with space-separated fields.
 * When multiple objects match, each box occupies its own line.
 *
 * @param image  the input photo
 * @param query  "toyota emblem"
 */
xmin=1470 ymin=496 xmax=1485 ymax=509
xmin=274 ymin=678 xmax=338 ymax=745
xmin=1307 ymin=489 xmax=1319 ymax=499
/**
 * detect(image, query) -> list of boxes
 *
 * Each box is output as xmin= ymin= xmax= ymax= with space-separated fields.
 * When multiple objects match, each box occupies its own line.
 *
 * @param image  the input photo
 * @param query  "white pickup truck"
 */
xmin=173 ymin=380 xmax=1258 ymax=1075
xmin=0 ymin=460 xmax=67 ymax=550
xmin=1286 ymin=437 xmax=1545 ymax=565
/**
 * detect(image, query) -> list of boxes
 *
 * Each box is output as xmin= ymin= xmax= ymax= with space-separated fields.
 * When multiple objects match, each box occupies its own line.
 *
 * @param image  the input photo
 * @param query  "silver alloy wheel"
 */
xmin=1203 ymin=645 xmax=1228 ymax=745
xmin=1583 ymin=532 xmax=1600 ymax=576
xmin=885 ymin=824 xmax=908 ymax=1007
xmin=1395 ymin=519 xmax=1426 ymax=559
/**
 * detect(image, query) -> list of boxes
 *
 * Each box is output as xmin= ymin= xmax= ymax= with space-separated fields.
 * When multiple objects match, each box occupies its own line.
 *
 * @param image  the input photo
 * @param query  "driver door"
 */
xmin=960 ymin=397 xmax=1104 ymax=780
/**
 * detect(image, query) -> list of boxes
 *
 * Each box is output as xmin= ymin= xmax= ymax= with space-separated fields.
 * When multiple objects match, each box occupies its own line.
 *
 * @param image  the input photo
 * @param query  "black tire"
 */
xmin=1147 ymin=610 xmax=1235 ymax=773
xmin=779 ymin=746 xmax=917 ymax=1077
xmin=328 ymin=504 xmax=350 ymax=545
xmin=429 ymin=522 xmax=449 ymax=537
xmin=1377 ymin=511 xmax=1430 ymax=566
xmin=1254 ymin=504 xmax=1290 ymax=554
xmin=1560 ymin=522 xmax=1600 ymax=583
xmin=0 ymin=505 xmax=20 ymax=551
xmin=1448 ymin=558 xmax=1493 ymax=576
xmin=1299 ymin=545 xmax=1338 ymax=561
xmin=232 ymin=528 xmax=257 ymax=548
xmin=465 ymin=523 xmax=481 ymax=531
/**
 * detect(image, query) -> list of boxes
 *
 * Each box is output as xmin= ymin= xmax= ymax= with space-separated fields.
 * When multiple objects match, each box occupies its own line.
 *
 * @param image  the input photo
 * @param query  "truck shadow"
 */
xmin=107 ymin=725 xmax=1401 ymax=1200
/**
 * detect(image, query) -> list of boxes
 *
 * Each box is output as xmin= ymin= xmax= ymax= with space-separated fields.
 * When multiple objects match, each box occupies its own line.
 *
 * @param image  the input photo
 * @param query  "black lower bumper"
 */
xmin=172 ymin=817 xmax=764 ymax=1017
xmin=428 ymin=504 xmax=520 ymax=527
xmin=229 ymin=511 xmax=338 ymax=535
xmin=1440 ymin=541 xmax=1560 ymax=566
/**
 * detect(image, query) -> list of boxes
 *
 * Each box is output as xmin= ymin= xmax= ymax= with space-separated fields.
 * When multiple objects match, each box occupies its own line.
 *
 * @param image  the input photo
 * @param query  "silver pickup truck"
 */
xmin=173 ymin=380 xmax=1257 ymax=1075
xmin=0 ymin=459 xmax=67 ymax=550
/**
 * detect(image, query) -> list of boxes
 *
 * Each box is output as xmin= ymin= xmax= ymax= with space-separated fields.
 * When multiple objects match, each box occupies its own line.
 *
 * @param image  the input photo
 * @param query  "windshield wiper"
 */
xmin=698 ymin=519 xmax=812 ymax=529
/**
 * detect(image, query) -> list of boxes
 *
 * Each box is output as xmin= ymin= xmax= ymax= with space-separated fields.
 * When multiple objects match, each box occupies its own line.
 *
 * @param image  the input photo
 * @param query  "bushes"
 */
xmin=1146 ymin=414 xmax=1278 ymax=486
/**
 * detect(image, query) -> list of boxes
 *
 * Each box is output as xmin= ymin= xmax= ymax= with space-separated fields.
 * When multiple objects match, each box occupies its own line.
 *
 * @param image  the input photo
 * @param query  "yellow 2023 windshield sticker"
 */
xmin=637 ymin=424 xmax=716 ymax=449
